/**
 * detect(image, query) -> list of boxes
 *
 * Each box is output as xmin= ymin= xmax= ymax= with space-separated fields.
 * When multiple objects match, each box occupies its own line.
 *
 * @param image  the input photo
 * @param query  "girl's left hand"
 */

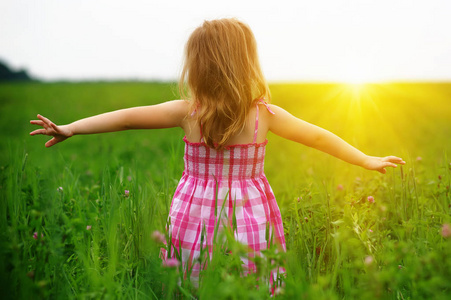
xmin=363 ymin=156 xmax=406 ymax=174
xmin=30 ymin=114 xmax=73 ymax=147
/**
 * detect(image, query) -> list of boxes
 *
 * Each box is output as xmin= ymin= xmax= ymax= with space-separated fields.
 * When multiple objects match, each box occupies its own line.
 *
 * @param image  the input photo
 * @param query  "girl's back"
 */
xmin=182 ymin=101 xmax=272 ymax=146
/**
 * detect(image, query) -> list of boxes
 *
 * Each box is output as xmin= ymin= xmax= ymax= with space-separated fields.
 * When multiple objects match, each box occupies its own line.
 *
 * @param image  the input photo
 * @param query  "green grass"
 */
xmin=0 ymin=81 xmax=450 ymax=299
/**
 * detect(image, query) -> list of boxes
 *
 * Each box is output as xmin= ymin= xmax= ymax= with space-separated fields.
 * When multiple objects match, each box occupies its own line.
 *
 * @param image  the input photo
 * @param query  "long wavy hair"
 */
xmin=179 ymin=18 xmax=270 ymax=150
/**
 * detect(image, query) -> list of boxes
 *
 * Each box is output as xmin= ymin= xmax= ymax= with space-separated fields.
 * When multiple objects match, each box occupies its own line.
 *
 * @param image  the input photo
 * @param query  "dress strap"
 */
xmin=253 ymin=99 xmax=275 ymax=143
xmin=199 ymin=123 xmax=204 ymax=143
xmin=259 ymin=99 xmax=275 ymax=115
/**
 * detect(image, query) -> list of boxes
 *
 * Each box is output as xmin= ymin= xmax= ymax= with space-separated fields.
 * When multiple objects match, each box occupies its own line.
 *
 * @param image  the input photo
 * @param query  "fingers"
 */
xmin=37 ymin=114 xmax=50 ymax=123
xmin=45 ymin=137 xmax=57 ymax=148
xmin=37 ymin=114 xmax=56 ymax=128
xmin=30 ymin=120 xmax=45 ymax=126
xmin=30 ymin=129 xmax=46 ymax=136
xmin=31 ymin=115 xmax=68 ymax=147
xmin=50 ymin=122 xmax=60 ymax=133
xmin=30 ymin=118 xmax=57 ymax=136
xmin=378 ymin=168 xmax=387 ymax=174
xmin=383 ymin=156 xmax=406 ymax=165
xmin=392 ymin=157 xmax=405 ymax=164
xmin=30 ymin=115 xmax=59 ymax=136
xmin=384 ymin=162 xmax=398 ymax=168
xmin=36 ymin=114 xmax=61 ymax=131
xmin=378 ymin=157 xmax=406 ymax=174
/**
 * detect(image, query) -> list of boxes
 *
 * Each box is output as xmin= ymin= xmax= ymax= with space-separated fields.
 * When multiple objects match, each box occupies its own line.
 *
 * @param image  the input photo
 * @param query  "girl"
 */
xmin=30 ymin=18 xmax=405 ymax=285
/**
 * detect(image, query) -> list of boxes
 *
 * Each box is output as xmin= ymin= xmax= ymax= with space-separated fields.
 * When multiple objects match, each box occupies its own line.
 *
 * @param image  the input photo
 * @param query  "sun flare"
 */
xmin=343 ymin=77 xmax=369 ymax=85
xmin=337 ymin=64 xmax=383 ymax=86
xmin=338 ymin=68 xmax=381 ymax=100
xmin=346 ymin=82 xmax=367 ymax=95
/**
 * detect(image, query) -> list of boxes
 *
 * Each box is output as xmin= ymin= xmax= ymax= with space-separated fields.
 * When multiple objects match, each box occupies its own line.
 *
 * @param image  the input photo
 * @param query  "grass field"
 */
xmin=0 ymin=81 xmax=450 ymax=299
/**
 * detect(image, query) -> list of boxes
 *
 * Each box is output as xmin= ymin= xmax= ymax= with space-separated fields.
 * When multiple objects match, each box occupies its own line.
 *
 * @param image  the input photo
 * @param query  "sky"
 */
xmin=1 ymin=0 xmax=450 ymax=82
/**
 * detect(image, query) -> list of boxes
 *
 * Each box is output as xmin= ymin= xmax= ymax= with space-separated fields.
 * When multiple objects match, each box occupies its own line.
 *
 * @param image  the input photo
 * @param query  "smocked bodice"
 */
xmin=183 ymin=137 xmax=268 ymax=181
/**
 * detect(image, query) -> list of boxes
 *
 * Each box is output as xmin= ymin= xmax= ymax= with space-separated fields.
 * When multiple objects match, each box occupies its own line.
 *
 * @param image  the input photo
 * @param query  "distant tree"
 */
xmin=0 ymin=60 xmax=32 ymax=81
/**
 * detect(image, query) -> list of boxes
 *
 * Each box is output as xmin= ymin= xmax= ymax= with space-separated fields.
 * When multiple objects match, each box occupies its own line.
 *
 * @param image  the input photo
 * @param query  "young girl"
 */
xmin=30 ymin=18 xmax=405 ymax=284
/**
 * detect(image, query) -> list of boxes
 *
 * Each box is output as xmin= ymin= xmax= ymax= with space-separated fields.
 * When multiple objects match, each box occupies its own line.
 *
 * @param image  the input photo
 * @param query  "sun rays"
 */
xmin=297 ymin=83 xmax=407 ymax=157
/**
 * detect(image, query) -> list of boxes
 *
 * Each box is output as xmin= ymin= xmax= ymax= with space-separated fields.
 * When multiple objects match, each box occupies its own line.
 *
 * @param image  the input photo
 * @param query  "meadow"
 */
xmin=0 ymin=81 xmax=450 ymax=299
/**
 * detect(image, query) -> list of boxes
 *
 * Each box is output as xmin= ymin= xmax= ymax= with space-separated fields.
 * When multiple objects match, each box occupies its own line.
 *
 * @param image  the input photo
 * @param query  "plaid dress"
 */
xmin=163 ymin=101 xmax=286 ymax=280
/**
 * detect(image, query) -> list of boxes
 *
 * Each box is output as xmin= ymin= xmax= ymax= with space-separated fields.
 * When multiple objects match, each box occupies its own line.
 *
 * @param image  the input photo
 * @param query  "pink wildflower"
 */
xmin=367 ymin=196 xmax=375 ymax=204
xmin=368 ymin=229 xmax=373 ymax=233
xmin=416 ymin=156 xmax=422 ymax=162
xmin=441 ymin=223 xmax=451 ymax=238
xmin=33 ymin=232 xmax=43 ymax=239
xmin=336 ymin=184 xmax=344 ymax=191
xmin=124 ymin=190 xmax=130 ymax=197
xmin=364 ymin=256 xmax=374 ymax=266
xmin=151 ymin=230 xmax=166 ymax=244
xmin=163 ymin=258 xmax=180 ymax=268
xmin=57 ymin=186 xmax=63 ymax=192
xmin=86 ymin=225 xmax=92 ymax=231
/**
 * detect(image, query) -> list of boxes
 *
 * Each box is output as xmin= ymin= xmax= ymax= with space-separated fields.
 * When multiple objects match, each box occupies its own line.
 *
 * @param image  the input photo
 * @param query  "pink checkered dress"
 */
xmin=162 ymin=101 xmax=286 ymax=280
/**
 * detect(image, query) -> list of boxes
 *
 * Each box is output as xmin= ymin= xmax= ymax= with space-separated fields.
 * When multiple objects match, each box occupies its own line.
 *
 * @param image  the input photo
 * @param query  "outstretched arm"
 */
xmin=30 ymin=100 xmax=189 ymax=147
xmin=267 ymin=105 xmax=405 ymax=174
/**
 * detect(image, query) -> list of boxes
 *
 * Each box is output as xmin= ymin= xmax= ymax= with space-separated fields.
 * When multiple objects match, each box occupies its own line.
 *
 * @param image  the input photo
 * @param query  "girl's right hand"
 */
xmin=30 ymin=114 xmax=73 ymax=147
xmin=362 ymin=155 xmax=406 ymax=174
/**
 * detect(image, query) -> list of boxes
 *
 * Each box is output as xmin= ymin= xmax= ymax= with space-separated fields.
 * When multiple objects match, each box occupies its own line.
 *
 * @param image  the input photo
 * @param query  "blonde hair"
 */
xmin=179 ymin=18 xmax=270 ymax=150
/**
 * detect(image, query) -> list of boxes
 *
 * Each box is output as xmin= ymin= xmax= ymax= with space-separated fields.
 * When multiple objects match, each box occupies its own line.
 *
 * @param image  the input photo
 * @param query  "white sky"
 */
xmin=1 ymin=0 xmax=450 ymax=82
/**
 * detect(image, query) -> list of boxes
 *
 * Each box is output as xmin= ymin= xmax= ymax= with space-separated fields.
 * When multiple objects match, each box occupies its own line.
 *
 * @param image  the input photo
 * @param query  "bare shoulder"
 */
xmin=161 ymin=100 xmax=190 ymax=122
xmin=254 ymin=102 xmax=283 ymax=136
xmin=164 ymin=99 xmax=190 ymax=114
xmin=264 ymin=103 xmax=292 ymax=126
xmin=167 ymin=99 xmax=193 ymax=129
xmin=267 ymin=103 xmax=287 ymax=114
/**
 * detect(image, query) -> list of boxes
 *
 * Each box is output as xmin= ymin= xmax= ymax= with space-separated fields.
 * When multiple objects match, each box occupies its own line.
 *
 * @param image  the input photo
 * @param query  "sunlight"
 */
xmin=346 ymin=83 xmax=367 ymax=97
xmin=338 ymin=68 xmax=380 ymax=100
xmin=342 ymin=82 xmax=370 ymax=102
xmin=337 ymin=64 xmax=382 ymax=85
xmin=343 ymin=76 xmax=369 ymax=85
